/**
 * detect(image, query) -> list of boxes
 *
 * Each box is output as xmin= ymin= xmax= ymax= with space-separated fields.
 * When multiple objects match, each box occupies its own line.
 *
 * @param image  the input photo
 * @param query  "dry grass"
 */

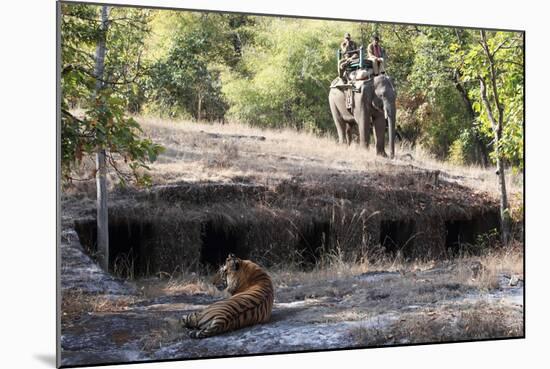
xmin=136 ymin=273 xmax=227 ymax=300
xmin=268 ymin=240 xmax=401 ymax=288
xmin=139 ymin=327 xmax=179 ymax=353
xmin=444 ymin=242 xmax=524 ymax=290
xmin=204 ymin=139 xmax=240 ymax=169
xmin=61 ymin=290 xmax=136 ymax=320
xmin=350 ymin=301 xmax=523 ymax=346
xmin=134 ymin=116 xmax=522 ymax=198
xmin=269 ymin=241 xmax=523 ymax=295
xmin=112 ymin=252 xmax=136 ymax=280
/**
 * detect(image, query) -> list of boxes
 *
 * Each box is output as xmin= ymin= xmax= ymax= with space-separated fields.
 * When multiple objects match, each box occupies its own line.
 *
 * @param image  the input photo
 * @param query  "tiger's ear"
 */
xmin=228 ymin=255 xmax=239 ymax=271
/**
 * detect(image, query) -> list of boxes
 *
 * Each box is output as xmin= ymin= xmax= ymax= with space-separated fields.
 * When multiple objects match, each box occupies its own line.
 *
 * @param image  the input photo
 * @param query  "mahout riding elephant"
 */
xmin=328 ymin=74 xmax=397 ymax=158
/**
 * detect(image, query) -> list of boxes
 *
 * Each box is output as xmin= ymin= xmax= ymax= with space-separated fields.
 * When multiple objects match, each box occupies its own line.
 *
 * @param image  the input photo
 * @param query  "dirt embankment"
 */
xmin=69 ymin=168 xmax=502 ymax=278
xmin=65 ymin=119 xmax=518 ymax=277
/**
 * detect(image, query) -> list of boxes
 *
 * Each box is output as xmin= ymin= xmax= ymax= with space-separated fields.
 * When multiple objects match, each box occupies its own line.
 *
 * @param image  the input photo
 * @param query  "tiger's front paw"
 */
xmin=188 ymin=329 xmax=207 ymax=339
xmin=180 ymin=314 xmax=196 ymax=328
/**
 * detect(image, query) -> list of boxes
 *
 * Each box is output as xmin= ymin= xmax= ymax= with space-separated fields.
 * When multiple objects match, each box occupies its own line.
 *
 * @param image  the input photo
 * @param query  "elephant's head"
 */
xmin=373 ymin=75 xmax=397 ymax=158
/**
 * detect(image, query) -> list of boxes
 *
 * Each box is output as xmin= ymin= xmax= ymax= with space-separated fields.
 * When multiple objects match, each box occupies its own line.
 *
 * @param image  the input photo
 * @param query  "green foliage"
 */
xmin=450 ymin=30 xmax=524 ymax=168
xmin=404 ymin=28 xmax=484 ymax=162
xmin=408 ymin=28 xmax=455 ymax=96
xmin=147 ymin=30 xmax=227 ymax=119
xmin=223 ymin=18 xmax=356 ymax=132
xmin=376 ymin=24 xmax=417 ymax=90
xmin=144 ymin=12 xmax=254 ymax=120
xmin=421 ymin=85 xmax=472 ymax=159
xmin=448 ymin=128 xmax=479 ymax=165
xmin=60 ymin=4 xmax=163 ymax=186
xmin=501 ymin=107 xmax=524 ymax=167
xmin=475 ymin=228 xmax=500 ymax=252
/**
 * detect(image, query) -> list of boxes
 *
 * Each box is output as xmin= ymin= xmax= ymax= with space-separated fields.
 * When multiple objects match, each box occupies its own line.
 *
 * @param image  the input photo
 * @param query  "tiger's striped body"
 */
xmin=181 ymin=254 xmax=274 ymax=338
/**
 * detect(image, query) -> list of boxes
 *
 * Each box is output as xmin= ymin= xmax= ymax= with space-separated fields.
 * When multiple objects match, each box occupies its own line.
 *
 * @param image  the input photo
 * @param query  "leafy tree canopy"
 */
xmin=61 ymin=4 xmax=163 ymax=187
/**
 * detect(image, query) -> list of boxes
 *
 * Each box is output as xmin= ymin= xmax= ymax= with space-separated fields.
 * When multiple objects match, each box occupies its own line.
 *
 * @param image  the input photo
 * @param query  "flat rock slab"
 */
xmin=60 ymin=228 xmax=136 ymax=296
xmin=152 ymin=312 xmax=400 ymax=360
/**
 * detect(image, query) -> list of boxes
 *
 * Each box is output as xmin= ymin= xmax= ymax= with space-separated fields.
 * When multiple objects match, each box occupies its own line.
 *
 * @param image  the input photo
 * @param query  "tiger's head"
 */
xmin=211 ymin=253 xmax=248 ymax=295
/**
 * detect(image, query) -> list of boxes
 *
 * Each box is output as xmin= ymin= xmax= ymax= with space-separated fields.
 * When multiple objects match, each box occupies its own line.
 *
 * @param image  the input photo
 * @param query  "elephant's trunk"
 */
xmin=384 ymin=103 xmax=396 ymax=159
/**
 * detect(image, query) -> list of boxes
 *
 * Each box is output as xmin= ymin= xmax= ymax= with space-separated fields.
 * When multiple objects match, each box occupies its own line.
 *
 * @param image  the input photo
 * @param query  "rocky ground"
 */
xmin=59 ymin=226 xmax=523 ymax=367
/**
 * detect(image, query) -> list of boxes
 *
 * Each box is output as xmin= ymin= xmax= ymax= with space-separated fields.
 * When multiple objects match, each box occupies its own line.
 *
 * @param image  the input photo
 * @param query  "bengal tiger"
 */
xmin=181 ymin=254 xmax=274 ymax=338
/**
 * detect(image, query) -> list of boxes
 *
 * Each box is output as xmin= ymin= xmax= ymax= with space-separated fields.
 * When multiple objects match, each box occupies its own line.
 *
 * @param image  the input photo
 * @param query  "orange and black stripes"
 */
xmin=181 ymin=254 xmax=274 ymax=338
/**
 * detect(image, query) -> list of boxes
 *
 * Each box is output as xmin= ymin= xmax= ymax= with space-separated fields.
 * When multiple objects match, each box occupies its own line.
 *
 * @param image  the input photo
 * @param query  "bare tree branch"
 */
xmin=492 ymin=36 xmax=521 ymax=56
xmin=479 ymin=77 xmax=498 ymax=132
xmin=65 ymin=63 xmax=147 ymax=87
xmin=107 ymin=152 xmax=133 ymax=184
xmin=501 ymin=59 xmax=524 ymax=68
xmin=480 ymin=30 xmax=504 ymax=132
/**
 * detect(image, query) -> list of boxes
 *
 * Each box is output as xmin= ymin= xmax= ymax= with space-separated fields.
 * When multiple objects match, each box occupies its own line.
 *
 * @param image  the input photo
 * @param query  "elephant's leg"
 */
xmin=355 ymin=112 xmax=371 ymax=150
xmin=336 ymin=119 xmax=347 ymax=145
xmin=345 ymin=123 xmax=353 ymax=145
xmin=329 ymin=93 xmax=346 ymax=144
xmin=334 ymin=116 xmax=346 ymax=145
xmin=372 ymin=76 xmax=397 ymax=158
xmin=353 ymin=103 xmax=369 ymax=149
xmin=372 ymin=112 xmax=388 ymax=157
xmin=354 ymin=84 xmax=375 ymax=150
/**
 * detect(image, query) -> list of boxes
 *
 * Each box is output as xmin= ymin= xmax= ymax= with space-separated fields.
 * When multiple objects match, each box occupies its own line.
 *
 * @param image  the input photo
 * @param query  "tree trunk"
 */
xmin=479 ymin=30 xmax=511 ymax=245
xmin=94 ymin=6 xmax=110 ymax=271
xmin=479 ymin=74 xmax=510 ymax=245
xmin=495 ymin=139 xmax=511 ymax=244
xmin=197 ymin=89 xmax=203 ymax=122
xmin=96 ymin=150 xmax=109 ymax=271
xmin=198 ymin=95 xmax=202 ymax=121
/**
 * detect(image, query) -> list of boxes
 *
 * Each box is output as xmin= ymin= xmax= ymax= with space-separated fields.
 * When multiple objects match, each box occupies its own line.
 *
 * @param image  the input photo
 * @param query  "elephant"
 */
xmin=328 ymin=74 xmax=397 ymax=158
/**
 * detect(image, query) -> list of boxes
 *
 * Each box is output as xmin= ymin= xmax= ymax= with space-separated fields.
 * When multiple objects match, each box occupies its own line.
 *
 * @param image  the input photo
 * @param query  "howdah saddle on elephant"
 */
xmin=335 ymin=46 xmax=374 ymax=84
xmin=336 ymin=33 xmax=386 ymax=84
xmin=332 ymin=40 xmax=376 ymax=111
